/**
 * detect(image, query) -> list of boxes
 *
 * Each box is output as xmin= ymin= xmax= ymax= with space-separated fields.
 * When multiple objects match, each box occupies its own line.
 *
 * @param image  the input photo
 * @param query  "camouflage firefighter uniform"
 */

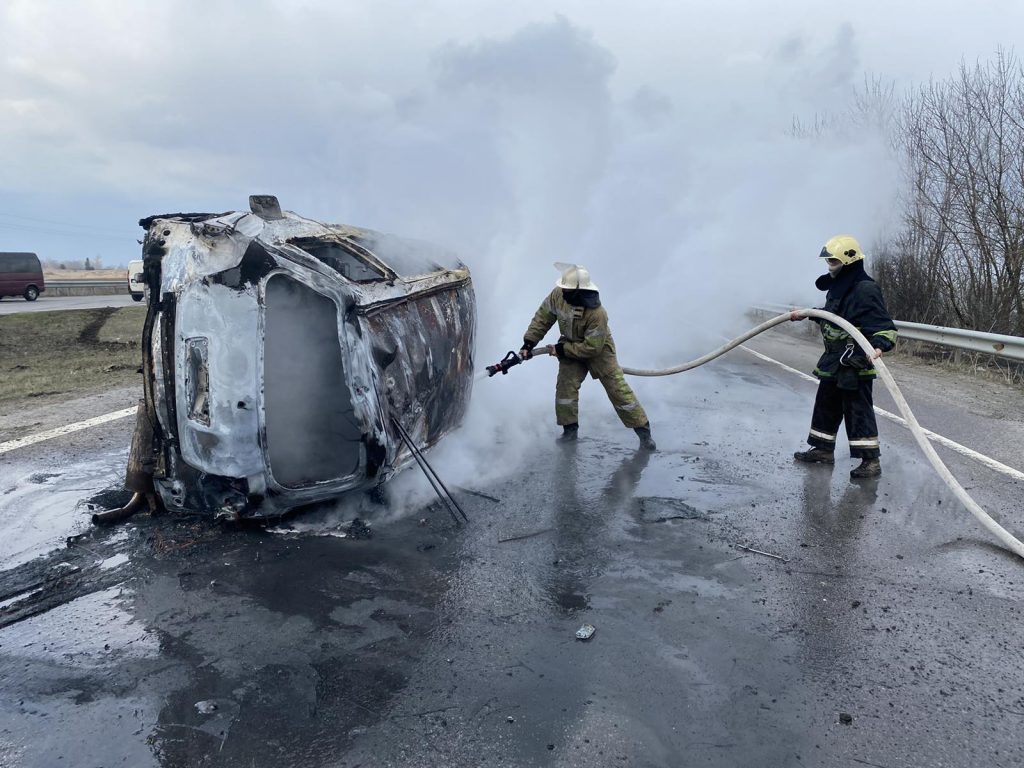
xmin=522 ymin=287 xmax=649 ymax=429
xmin=806 ymin=259 xmax=898 ymax=459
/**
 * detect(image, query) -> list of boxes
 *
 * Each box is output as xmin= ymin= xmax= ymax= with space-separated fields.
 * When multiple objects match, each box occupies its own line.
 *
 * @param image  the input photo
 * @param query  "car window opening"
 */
xmin=263 ymin=275 xmax=362 ymax=487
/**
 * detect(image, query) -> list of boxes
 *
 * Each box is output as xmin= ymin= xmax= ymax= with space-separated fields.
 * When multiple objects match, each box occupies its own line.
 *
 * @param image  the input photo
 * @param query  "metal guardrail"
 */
xmin=46 ymin=280 xmax=126 ymax=288
xmin=40 ymin=279 xmax=131 ymax=298
xmin=753 ymin=303 xmax=1024 ymax=363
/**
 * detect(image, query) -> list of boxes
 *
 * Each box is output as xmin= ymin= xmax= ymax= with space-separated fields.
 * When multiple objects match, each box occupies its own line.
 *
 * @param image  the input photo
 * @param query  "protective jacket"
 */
xmin=522 ymin=288 xmax=648 ymax=429
xmin=812 ymin=260 xmax=898 ymax=389
xmin=524 ymin=287 xmax=616 ymax=368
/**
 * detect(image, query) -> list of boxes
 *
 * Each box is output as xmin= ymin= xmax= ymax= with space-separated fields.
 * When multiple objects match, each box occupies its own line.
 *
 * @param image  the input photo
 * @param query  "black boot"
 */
xmin=794 ymin=447 xmax=835 ymax=464
xmin=557 ymin=424 xmax=579 ymax=443
xmin=635 ymin=424 xmax=657 ymax=451
xmin=850 ymin=458 xmax=881 ymax=478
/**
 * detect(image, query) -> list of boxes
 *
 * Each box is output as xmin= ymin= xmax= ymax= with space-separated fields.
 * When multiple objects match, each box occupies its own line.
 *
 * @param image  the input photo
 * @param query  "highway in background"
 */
xmin=0 ymin=294 xmax=137 ymax=315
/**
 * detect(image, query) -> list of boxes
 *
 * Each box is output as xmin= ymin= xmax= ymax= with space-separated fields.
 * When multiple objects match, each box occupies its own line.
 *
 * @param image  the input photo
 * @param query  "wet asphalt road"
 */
xmin=1 ymin=351 xmax=1023 ymax=767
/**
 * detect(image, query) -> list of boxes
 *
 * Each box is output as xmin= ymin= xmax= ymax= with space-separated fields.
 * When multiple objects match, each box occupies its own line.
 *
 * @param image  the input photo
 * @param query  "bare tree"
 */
xmin=888 ymin=50 xmax=1024 ymax=335
xmin=788 ymin=74 xmax=897 ymax=141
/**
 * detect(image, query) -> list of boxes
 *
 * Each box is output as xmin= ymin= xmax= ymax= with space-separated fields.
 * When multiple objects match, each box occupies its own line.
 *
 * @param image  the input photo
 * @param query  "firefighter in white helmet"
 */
xmin=520 ymin=263 xmax=656 ymax=450
xmin=792 ymin=235 xmax=898 ymax=478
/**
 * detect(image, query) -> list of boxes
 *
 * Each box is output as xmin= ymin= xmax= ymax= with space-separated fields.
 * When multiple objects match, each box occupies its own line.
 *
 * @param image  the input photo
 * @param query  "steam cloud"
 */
xmin=3 ymin=2 xmax=1017 ymax=516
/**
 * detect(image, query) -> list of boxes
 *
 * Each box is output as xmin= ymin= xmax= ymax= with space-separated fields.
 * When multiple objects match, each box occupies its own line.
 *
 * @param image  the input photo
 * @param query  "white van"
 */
xmin=127 ymin=259 xmax=145 ymax=302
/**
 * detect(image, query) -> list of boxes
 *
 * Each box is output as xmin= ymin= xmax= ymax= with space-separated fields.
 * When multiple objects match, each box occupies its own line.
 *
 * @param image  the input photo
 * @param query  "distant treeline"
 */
xmin=793 ymin=51 xmax=1024 ymax=337
xmin=879 ymin=52 xmax=1024 ymax=336
xmin=43 ymin=257 xmax=122 ymax=271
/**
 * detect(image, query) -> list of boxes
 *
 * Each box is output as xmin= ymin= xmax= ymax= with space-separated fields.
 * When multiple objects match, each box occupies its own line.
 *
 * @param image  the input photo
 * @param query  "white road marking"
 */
xmin=739 ymin=344 xmax=1024 ymax=483
xmin=0 ymin=407 xmax=137 ymax=455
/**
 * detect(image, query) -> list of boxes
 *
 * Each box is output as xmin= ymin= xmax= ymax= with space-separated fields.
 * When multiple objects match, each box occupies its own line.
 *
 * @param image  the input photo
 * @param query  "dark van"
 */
xmin=0 ymin=252 xmax=45 ymax=301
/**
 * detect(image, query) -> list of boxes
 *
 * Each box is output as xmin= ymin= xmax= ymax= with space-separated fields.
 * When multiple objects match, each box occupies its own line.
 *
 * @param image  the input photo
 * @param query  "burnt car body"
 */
xmin=127 ymin=196 xmax=475 ymax=519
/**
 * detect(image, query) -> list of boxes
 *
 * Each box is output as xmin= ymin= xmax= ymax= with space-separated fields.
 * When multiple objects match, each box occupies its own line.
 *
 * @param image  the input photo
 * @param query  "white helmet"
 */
xmin=554 ymin=262 xmax=599 ymax=291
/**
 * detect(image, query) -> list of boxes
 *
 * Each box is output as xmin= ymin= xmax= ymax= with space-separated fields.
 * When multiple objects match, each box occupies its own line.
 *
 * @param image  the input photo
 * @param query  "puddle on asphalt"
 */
xmin=0 ymin=449 xmax=129 ymax=571
xmin=0 ymin=585 xmax=158 ymax=666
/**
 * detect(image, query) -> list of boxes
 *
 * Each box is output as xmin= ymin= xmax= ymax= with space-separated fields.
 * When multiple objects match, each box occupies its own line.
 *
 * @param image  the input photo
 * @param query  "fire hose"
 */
xmin=486 ymin=308 xmax=1024 ymax=559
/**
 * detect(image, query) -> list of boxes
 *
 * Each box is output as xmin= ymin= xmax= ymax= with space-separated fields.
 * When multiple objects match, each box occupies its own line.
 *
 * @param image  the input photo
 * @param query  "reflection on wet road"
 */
xmin=1 ymin=356 xmax=1022 ymax=767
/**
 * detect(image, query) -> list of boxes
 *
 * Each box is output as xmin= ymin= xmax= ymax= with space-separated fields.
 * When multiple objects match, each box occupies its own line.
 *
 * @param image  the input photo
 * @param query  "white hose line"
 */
xmin=738 ymin=342 xmax=1024 ymax=483
xmin=621 ymin=309 xmax=1024 ymax=560
xmin=620 ymin=313 xmax=797 ymax=377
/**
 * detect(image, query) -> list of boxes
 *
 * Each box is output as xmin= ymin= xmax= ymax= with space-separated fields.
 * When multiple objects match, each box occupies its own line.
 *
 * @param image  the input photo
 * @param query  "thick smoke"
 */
xmin=5 ymin=2 xmax=1010 ymax=515
xmin=394 ymin=18 xmax=898 ymax=501
xmin=301 ymin=17 xmax=900 ymax=514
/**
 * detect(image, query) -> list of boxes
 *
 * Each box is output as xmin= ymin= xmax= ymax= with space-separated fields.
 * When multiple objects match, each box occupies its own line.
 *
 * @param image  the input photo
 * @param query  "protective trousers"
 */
xmin=556 ymin=358 xmax=648 ymax=429
xmin=806 ymin=379 xmax=880 ymax=459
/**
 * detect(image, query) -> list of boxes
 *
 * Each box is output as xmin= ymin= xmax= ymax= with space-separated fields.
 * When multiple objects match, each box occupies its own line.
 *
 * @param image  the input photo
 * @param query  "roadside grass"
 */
xmin=43 ymin=269 xmax=128 ymax=281
xmin=0 ymin=306 xmax=146 ymax=404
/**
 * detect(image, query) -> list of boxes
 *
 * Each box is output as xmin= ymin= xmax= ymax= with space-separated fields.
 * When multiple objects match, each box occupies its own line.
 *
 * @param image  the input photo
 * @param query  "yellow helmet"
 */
xmin=819 ymin=235 xmax=864 ymax=265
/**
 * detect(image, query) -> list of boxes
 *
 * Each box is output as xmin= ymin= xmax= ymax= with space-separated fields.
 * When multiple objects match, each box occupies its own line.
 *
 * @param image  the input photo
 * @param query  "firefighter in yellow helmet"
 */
xmin=519 ymin=263 xmax=656 ymax=450
xmin=791 ymin=235 xmax=898 ymax=478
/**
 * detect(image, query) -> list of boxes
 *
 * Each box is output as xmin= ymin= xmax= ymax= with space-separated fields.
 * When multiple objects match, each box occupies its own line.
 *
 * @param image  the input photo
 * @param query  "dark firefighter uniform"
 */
xmin=803 ymin=247 xmax=897 ymax=466
xmin=522 ymin=287 xmax=650 ymax=432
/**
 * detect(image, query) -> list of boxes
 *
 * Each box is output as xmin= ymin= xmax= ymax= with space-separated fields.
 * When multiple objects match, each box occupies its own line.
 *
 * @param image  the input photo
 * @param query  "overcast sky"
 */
xmin=1 ymin=0 xmax=1021 ymax=346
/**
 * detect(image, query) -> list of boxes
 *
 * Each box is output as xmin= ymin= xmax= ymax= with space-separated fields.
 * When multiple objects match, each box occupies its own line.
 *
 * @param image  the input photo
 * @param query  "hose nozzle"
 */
xmin=486 ymin=350 xmax=523 ymax=377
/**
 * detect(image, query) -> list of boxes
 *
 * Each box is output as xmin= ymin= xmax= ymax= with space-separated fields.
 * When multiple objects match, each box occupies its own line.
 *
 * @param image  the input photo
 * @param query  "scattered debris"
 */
xmin=498 ymin=528 xmax=554 ymax=544
xmin=653 ymin=600 xmax=672 ymax=614
xmin=839 ymin=712 xmax=853 ymax=725
xmin=851 ymin=758 xmax=889 ymax=768
xmin=346 ymin=518 xmax=373 ymax=540
xmin=454 ymin=486 xmax=501 ymax=504
xmin=575 ymin=624 xmax=596 ymax=641
xmin=735 ymin=544 xmax=789 ymax=562
xmin=195 ymin=701 xmax=219 ymax=715
xmin=506 ymin=716 xmax=515 ymax=723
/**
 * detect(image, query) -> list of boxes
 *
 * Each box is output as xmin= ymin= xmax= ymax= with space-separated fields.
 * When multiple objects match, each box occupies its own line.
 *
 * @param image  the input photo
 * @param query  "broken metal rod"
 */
xmin=391 ymin=418 xmax=469 ymax=524
xmin=394 ymin=427 xmax=461 ymax=526
xmin=497 ymin=528 xmax=554 ymax=543
xmin=453 ymin=485 xmax=501 ymax=504
xmin=735 ymin=544 xmax=789 ymax=562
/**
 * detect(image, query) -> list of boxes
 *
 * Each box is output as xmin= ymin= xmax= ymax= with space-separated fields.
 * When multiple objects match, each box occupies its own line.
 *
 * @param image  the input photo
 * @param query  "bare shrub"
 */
xmin=879 ymin=50 xmax=1024 ymax=337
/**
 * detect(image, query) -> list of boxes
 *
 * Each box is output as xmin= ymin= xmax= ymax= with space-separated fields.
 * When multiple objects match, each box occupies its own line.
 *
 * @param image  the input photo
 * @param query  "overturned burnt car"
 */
xmin=117 ymin=196 xmax=475 ymax=520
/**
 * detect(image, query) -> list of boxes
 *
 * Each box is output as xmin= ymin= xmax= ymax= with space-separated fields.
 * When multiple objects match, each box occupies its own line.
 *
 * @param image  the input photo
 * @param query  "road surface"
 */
xmin=0 ymin=293 xmax=137 ymax=315
xmin=1 ymin=326 xmax=1022 ymax=767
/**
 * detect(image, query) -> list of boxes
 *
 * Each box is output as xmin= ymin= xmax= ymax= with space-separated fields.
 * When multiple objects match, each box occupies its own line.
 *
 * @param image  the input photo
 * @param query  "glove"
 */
xmin=553 ymin=342 xmax=565 ymax=358
xmin=520 ymin=339 xmax=536 ymax=360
